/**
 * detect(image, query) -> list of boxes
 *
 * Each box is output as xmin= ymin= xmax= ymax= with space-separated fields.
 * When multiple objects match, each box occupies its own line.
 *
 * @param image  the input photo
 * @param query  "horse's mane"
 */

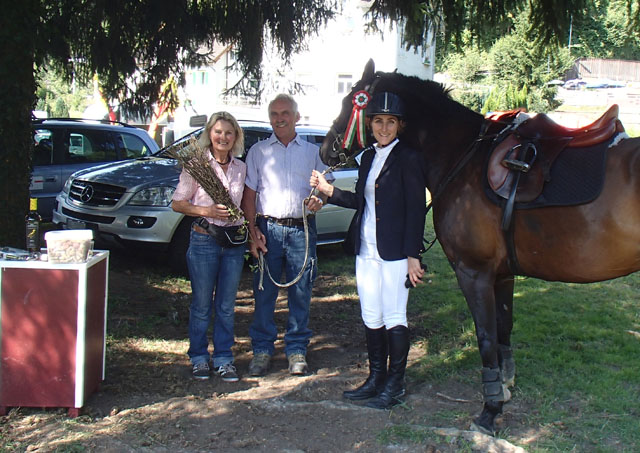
xmin=371 ymin=70 xmax=480 ymax=144
xmin=374 ymin=71 xmax=474 ymax=126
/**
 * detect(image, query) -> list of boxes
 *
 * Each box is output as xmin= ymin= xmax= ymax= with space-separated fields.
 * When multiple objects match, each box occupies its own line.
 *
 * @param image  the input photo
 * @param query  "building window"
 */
xmin=337 ymin=74 xmax=353 ymax=94
xmin=191 ymin=71 xmax=209 ymax=86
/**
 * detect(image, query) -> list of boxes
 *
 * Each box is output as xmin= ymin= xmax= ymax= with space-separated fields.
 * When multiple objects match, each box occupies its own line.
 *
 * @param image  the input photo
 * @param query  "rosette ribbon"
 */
xmin=342 ymin=90 xmax=370 ymax=149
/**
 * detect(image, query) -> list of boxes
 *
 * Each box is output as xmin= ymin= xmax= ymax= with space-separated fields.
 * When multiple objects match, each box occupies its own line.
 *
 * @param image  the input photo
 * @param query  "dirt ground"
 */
xmin=1 ymin=246 xmax=528 ymax=452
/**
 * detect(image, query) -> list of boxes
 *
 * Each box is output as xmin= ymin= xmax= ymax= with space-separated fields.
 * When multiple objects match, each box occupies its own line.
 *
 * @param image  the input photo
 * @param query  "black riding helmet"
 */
xmin=366 ymin=92 xmax=405 ymax=118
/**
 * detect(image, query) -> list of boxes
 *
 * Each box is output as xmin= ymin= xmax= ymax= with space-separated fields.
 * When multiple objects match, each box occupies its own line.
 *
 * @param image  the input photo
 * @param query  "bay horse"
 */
xmin=319 ymin=59 xmax=640 ymax=435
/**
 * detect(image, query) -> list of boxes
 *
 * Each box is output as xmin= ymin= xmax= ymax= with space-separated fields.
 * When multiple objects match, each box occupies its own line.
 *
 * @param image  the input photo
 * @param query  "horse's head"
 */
xmin=319 ymin=59 xmax=379 ymax=167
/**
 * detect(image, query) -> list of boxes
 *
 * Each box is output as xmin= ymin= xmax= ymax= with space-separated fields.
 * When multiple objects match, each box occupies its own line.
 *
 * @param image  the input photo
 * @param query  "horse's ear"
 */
xmin=362 ymin=59 xmax=375 ymax=81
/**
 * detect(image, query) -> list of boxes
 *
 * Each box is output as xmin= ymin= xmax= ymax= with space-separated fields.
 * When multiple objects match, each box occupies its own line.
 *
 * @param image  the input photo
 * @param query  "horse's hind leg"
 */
xmin=495 ymin=276 xmax=516 ymax=388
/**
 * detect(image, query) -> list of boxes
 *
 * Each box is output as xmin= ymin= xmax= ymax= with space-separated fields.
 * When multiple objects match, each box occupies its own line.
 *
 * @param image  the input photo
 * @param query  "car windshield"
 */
xmin=154 ymin=128 xmax=204 ymax=157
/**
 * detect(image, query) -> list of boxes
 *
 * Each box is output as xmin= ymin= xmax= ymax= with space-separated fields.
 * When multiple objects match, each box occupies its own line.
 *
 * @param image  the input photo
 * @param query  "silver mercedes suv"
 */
xmin=52 ymin=120 xmax=357 ymax=273
xmin=31 ymin=118 xmax=159 ymax=220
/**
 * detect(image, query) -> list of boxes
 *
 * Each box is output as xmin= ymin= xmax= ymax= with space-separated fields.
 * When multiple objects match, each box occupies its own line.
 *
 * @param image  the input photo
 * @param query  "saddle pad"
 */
xmin=484 ymin=136 xmax=611 ymax=210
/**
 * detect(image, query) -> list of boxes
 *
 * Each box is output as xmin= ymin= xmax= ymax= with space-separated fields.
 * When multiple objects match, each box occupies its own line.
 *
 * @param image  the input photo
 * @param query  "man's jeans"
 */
xmin=187 ymin=228 xmax=245 ymax=368
xmin=250 ymin=216 xmax=317 ymax=357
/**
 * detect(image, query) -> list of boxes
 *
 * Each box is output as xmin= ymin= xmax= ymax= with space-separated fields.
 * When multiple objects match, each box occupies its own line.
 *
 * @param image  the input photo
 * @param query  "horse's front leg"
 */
xmin=454 ymin=263 xmax=504 ymax=436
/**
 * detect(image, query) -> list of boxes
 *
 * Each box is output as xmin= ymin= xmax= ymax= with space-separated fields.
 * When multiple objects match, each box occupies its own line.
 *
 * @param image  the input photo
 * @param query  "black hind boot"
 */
xmin=343 ymin=326 xmax=388 ymax=400
xmin=366 ymin=325 xmax=409 ymax=409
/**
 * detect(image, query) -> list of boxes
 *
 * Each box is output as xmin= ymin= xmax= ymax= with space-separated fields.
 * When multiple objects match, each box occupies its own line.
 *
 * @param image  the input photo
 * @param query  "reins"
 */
xmin=420 ymin=119 xmax=509 ymax=252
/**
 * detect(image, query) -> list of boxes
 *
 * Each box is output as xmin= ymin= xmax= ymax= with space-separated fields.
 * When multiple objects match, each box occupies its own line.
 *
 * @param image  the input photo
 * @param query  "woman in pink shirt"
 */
xmin=172 ymin=112 xmax=247 ymax=382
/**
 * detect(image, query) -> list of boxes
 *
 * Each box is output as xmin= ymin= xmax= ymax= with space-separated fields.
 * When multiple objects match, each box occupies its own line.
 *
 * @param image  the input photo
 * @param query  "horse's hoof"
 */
xmin=470 ymin=420 xmax=495 ymax=437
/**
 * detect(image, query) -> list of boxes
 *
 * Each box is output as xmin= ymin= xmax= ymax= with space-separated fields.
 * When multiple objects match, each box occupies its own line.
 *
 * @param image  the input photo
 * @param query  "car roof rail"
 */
xmin=32 ymin=117 xmax=136 ymax=128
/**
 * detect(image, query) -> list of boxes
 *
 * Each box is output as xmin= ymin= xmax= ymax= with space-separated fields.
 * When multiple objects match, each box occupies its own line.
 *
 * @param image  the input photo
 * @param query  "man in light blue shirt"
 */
xmin=242 ymin=94 xmax=329 ymax=376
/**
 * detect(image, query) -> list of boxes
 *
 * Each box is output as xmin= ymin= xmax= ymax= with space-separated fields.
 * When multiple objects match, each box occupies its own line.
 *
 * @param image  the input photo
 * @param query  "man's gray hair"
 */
xmin=269 ymin=93 xmax=298 ymax=114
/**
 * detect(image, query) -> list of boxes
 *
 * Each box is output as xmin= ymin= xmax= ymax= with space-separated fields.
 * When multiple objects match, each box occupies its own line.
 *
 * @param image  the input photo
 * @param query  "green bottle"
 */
xmin=25 ymin=198 xmax=42 ymax=253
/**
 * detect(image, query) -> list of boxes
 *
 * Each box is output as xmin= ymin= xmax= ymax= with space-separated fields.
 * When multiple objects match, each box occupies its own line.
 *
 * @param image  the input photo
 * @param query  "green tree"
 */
xmin=1 ymin=0 xmax=336 ymax=247
xmin=4 ymin=0 xmax=640 ymax=246
xmin=366 ymin=0 xmax=591 ymax=51
xmin=443 ymin=47 xmax=489 ymax=86
xmin=555 ymin=0 xmax=640 ymax=60
xmin=36 ymin=66 xmax=93 ymax=118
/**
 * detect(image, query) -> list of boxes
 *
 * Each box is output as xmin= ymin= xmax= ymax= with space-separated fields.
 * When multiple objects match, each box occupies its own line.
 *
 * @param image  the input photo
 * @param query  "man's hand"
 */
xmin=249 ymin=225 xmax=267 ymax=258
xmin=305 ymin=195 xmax=324 ymax=213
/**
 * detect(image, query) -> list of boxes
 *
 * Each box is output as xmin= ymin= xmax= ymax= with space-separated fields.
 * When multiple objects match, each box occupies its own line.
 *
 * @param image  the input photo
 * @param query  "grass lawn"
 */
xmin=400 ymin=213 xmax=640 ymax=452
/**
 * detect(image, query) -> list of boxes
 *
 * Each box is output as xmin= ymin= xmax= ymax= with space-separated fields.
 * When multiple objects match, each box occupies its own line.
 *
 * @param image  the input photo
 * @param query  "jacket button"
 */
xmin=375 ymin=184 xmax=379 ymax=188
xmin=375 ymin=200 xmax=379 ymax=205
xmin=376 ymin=217 xmax=380 ymax=222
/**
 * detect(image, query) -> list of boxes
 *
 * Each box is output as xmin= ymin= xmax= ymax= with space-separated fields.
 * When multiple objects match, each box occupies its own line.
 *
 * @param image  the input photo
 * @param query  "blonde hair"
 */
xmin=198 ymin=111 xmax=245 ymax=157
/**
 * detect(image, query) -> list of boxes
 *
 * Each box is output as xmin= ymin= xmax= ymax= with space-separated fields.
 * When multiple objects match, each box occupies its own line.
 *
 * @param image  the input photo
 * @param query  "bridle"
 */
xmin=325 ymin=75 xmax=382 ymax=167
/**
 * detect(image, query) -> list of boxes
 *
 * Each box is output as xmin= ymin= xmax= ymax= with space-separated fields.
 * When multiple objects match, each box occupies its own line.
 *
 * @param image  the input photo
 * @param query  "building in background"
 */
xmin=167 ymin=0 xmax=435 ymax=141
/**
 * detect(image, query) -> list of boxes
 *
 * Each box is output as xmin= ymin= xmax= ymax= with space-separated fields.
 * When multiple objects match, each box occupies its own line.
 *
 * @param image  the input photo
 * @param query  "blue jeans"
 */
xmin=186 ymin=227 xmax=245 ymax=368
xmin=250 ymin=216 xmax=317 ymax=357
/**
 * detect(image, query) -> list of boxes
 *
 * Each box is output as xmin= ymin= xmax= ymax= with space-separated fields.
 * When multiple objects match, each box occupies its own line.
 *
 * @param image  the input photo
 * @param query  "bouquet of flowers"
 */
xmin=165 ymin=136 xmax=244 ymax=222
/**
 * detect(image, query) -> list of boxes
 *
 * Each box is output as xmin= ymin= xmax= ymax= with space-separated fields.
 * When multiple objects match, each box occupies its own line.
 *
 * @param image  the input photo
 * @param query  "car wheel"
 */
xmin=168 ymin=217 xmax=192 ymax=276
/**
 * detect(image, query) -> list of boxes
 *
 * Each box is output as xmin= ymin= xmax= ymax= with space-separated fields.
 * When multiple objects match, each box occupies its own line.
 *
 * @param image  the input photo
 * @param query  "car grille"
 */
xmin=61 ymin=207 xmax=116 ymax=224
xmin=69 ymin=180 xmax=126 ymax=207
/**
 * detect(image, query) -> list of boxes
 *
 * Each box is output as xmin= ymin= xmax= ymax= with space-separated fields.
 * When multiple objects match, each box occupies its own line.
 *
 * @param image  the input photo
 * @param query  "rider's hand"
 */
xmin=406 ymin=256 xmax=426 ymax=288
xmin=310 ymin=170 xmax=333 ymax=197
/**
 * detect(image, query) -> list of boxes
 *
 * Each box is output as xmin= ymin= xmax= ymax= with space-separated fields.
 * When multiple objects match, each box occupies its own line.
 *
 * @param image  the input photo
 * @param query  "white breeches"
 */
xmin=355 ymin=243 xmax=409 ymax=329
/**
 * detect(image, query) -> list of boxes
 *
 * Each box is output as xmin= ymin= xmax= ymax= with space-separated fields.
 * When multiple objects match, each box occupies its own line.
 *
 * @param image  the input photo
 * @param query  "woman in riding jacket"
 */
xmin=310 ymin=92 xmax=427 ymax=409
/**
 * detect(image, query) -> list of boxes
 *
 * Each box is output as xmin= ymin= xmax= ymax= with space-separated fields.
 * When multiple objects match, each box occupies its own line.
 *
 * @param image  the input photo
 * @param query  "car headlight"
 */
xmin=128 ymin=187 xmax=175 ymax=206
xmin=62 ymin=178 xmax=73 ymax=194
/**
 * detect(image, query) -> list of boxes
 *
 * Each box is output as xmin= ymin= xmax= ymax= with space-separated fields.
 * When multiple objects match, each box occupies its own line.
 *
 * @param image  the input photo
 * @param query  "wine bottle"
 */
xmin=25 ymin=198 xmax=42 ymax=253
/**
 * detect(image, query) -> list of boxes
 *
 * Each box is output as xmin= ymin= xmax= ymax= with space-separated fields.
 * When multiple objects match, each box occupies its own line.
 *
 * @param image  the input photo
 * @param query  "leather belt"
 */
xmin=259 ymin=214 xmax=314 ymax=227
xmin=192 ymin=224 xmax=208 ymax=234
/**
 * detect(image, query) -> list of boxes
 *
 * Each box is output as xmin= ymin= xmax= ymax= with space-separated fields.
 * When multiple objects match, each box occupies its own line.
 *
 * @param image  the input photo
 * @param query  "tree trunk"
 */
xmin=0 ymin=1 xmax=38 ymax=248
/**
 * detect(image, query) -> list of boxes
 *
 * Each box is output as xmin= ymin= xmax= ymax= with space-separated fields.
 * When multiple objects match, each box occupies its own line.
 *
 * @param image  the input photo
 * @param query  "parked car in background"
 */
xmin=562 ymin=79 xmax=587 ymax=90
xmin=30 ymin=118 xmax=159 ymax=220
xmin=52 ymin=121 xmax=357 ymax=274
xmin=585 ymin=79 xmax=626 ymax=89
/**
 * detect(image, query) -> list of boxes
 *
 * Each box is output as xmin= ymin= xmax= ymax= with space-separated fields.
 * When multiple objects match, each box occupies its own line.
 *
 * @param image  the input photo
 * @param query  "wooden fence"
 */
xmin=572 ymin=58 xmax=640 ymax=82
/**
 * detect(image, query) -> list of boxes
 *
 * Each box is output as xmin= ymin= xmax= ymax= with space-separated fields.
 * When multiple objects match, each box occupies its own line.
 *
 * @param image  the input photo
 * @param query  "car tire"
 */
xmin=168 ymin=217 xmax=192 ymax=276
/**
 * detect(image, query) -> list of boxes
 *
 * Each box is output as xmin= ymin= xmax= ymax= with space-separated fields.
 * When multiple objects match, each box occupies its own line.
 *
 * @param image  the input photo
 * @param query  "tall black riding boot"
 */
xmin=366 ymin=325 xmax=409 ymax=409
xmin=343 ymin=326 xmax=388 ymax=400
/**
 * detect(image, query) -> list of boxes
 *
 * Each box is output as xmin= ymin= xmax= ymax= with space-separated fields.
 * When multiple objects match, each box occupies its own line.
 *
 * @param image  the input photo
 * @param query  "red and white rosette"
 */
xmin=342 ymin=90 xmax=370 ymax=149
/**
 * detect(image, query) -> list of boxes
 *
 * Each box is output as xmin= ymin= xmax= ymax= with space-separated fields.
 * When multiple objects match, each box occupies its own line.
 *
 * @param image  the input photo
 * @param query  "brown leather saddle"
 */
xmin=488 ymin=104 xmax=624 ymax=204
xmin=485 ymin=105 xmax=625 ymax=274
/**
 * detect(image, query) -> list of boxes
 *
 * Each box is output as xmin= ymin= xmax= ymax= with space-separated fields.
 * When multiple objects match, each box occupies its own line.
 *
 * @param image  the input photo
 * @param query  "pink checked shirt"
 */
xmin=172 ymin=153 xmax=247 ymax=227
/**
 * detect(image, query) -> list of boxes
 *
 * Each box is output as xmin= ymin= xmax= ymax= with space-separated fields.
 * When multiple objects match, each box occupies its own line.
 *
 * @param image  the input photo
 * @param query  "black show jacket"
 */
xmin=328 ymin=140 xmax=427 ymax=260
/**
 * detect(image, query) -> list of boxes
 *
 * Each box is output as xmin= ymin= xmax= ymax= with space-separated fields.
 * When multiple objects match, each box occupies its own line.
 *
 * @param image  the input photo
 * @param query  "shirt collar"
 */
xmin=207 ymin=151 xmax=239 ymax=167
xmin=268 ymin=132 xmax=301 ymax=147
xmin=374 ymin=138 xmax=399 ymax=156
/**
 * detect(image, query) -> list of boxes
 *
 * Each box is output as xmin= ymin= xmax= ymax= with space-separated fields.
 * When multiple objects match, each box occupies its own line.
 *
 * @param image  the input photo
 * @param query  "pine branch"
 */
xmin=166 ymin=136 xmax=244 ymax=222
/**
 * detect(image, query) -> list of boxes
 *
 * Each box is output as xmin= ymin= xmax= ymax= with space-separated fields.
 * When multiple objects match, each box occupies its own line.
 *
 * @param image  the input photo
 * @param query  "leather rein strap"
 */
xmin=419 ymin=119 xmax=494 ymax=254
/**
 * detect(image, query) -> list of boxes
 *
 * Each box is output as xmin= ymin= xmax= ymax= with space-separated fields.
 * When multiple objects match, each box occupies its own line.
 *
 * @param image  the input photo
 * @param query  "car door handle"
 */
xmin=45 ymin=177 xmax=57 ymax=182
